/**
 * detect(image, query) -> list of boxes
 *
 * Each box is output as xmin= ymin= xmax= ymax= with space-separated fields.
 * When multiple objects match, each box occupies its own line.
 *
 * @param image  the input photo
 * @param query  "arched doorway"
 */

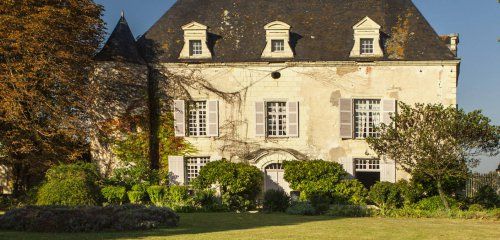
xmin=254 ymin=151 xmax=297 ymax=195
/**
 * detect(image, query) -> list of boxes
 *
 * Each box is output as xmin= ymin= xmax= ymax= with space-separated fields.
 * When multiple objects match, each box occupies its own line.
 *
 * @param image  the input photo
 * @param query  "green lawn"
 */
xmin=0 ymin=212 xmax=499 ymax=240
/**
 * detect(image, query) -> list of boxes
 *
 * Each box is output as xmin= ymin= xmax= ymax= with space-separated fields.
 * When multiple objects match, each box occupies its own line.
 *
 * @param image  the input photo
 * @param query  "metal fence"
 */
xmin=465 ymin=172 xmax=499 ymax=198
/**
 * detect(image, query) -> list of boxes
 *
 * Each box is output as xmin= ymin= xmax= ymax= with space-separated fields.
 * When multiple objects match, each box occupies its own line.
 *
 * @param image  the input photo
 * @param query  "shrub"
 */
xmin=127 ymin=183 xmax=150 ymax=204
xmin=309 ymin=192 xmax=331 ymax=214
xmin=468 ymin=203 xmax=485 ymax=212
xmin=0 ymin=205 xmax=179 ymax=232
xmin=193 ymin=160 xmax=263 ymax=211
xmin=285 ymin=202 xmax=316 ymax=215
xmin=36 ymin=163 xmax=101 ymax=206
xmin=396 ymin=180 xmax=424 ymax=206
xmin=194 ymin=189 xmax=224 ymax=212
xmin=263 ymin=189 xmax=290 ymax=212
xmin=368 ymin=182 xmax=402 ymax=212
xmin=473 ymin=185 xmax=499 ymax=209
xmin=326 ymin=205 xmax=374 ymax=217
xmin=101 ymin=186 xmax=127 ymax=205
xmin=127 ymin=191 xmax=143 ymax=204
xmin=147 ymin=185 xmax=166 ymax=206
xmin=332 ymin=179 xmax=368 ymax=205
xmin=164 ymin=186 xmax=195 ymax=212
xmin=416 ymin=196 xmax=458 ymax=211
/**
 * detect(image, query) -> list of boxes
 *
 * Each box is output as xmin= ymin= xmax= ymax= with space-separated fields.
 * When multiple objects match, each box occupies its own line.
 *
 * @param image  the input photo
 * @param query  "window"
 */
xmin=271 ymin=40 xmax=285 ymax=52
xmin=189 ymin=40 xmax=202 ymax=56
xmin=355 ymin=159 xmax=380 ymax=172
xmin=186 ymin=157 xmax=210 ymax=184
xmin=354 ymin=99 xmax=381 ymax=138
xmin=360 ymin=38 xmax=374 ymax=54
xmin=267 ymin=102 xmax=287 ymax=137
xmin=188 ymin=101 xmax=207 ymax=136
xmin=354 ymin=158 xmax=380 ymax=189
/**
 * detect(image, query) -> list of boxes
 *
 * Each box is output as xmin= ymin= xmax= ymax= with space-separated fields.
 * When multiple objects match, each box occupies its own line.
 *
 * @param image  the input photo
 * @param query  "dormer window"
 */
xmin=189 ymin=40 xmax=203 ymax=56
xmin=179 ymin=21 xmax=212 ymax=59
xmin=350 ymin=17 xmax=383 ymax=58
xmin=360 ymin=38 xmax=374 ymax=54
xmin=271 ymin=40 xmax=285 ymax=52
xmin=261 ymin=21 xmax=294 ymax=59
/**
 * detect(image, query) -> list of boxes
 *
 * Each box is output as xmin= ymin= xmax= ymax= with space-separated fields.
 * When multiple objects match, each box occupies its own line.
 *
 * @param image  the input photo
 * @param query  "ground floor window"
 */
xmin=186 ymin=157 xmax=210 ymax=184
xmin=354 ymin=158 xmax=380 ymax=189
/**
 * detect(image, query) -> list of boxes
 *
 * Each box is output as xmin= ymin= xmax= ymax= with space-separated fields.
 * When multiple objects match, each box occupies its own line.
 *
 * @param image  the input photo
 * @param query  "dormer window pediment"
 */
xmin=179 ymin=21 xmax=212 ymax=60
xmin=261 ymin=21 xmax=294 ymax=59
xmin=350 ymin=17 xmax=384 ymax=58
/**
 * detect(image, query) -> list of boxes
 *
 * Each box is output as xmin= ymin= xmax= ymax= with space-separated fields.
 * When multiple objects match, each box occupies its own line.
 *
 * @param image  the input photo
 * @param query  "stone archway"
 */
xmin=254 ymin=151 xmax=298 ymax=195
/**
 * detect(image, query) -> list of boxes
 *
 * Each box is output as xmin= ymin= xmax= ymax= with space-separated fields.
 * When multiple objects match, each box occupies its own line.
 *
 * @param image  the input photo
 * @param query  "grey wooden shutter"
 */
xmin=168 ymin=156 xmax=185 ymax=185
xmin=380 ymin=158 xmax=396 ymax=183
xmin=287 ymin=101 xmax=299 ymax=137
xmin=255 ymin=102 xmax=266 ymax=137
xmin=207 ymin=100 xmax=219 ymax=137
xmin=173 ymin=100 xmax=186 ymax=137
xmin=339 ymin=98 xmax=353 ymax=139
xmin=381 ymin=99 xmax=396 ymax=125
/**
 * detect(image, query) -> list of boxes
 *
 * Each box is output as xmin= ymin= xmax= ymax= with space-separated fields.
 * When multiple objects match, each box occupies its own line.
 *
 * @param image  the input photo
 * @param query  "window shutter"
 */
xmin=381 ymin=99 xmax=396 ymax=126
xmin=168 ymin=156 xmax=185 ymax=185
xmin=380 ymin=158 xmax=396 ymax=183
xmin=287 ymin=101 xmax=299 ymax=137
xmin=341 ymin=158 xmax=354 ymax=178
xmin=207 ymin=100 xmax=219 ymax=137
xmin=339 ymin=98 xmax=353 ymax=139
xmin=255 ymin=102 xmax=266 ymax=137
xmin=173 ymin=100 xmax=186 ymax=137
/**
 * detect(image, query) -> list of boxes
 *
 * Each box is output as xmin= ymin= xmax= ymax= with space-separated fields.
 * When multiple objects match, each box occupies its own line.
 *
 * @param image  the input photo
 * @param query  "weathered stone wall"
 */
xmin=162 ymin=60 xmax=459 ymax=181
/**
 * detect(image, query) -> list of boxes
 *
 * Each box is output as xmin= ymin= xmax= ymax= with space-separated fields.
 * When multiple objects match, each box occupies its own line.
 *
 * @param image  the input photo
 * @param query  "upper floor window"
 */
xmin=360 ymin=38 xmax=374 ymax=54
xmin=267 ymin=102 xmax=287 ymax=137
xmin=188 ymin=101 xmax=207 ymax=137
xmin=261 ymin=21 xmax=294 ymax=59
xmin=189 ymin=40 xmax=203 ymax=56
xmin=179 ymin=21 xmax=212 ymax=59
xmin=354 ymin=99 xmax=381 ymax=138
xmin=271 ymin=40 xmax=285 ymax=52
xmin=350 ymin=17 xmax=383 ymax=57
xmin=186 ymin=157 xmax=210 ymax=184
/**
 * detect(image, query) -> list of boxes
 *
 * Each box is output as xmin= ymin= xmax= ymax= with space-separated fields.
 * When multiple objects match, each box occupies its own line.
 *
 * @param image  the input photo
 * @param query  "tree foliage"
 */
xmin=367 ymin=103 xmax=500 ymax=209
xmin=0 ymin=0 xmax=105 ymax=195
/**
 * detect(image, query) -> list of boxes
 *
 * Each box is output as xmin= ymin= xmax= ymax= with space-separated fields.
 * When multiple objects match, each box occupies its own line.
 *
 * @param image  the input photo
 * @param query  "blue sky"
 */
xmin=95 ymin=0 xmax=500 ymax=173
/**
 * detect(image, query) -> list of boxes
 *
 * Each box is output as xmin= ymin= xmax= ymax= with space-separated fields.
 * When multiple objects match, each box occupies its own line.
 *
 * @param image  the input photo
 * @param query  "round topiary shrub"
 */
xmin=0 ymin=205 xmax=179 ymax=232
xmin=368 ymin=182 xmax=402 ymax=212
xmin=263 ymin=189 xmax=290 ymax=212
xmin=36 ymin=163 xmax=102 ymax=206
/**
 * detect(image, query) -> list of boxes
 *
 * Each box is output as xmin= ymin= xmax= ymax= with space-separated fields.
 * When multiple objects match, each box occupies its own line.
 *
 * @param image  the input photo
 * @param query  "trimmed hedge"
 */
xmin=101 ymin=186 xmax=127 ymax=205
xmin=263 ymin=189 xmax=290 ymax=213
xmin=0 ymin=205 xmax=179 ymax=232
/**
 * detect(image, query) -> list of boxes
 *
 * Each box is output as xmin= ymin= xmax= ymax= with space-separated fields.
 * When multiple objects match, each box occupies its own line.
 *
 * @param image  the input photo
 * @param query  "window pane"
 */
xmin=189 ymin=40 xmax=202 ymax=55
xmin=186 ymin=157 xmax=210 ymax=184
xmin=267 ymin=102 xmax=287 ymax=136
xmin=188 ymin=101 xmax=207 ymax=136
xmin=360 ymin=38 xmax=374 ymax=54
xmin=271 ymin=40 xmax=285 ymax=52
xmin=354 ymin=99 xmax=381 ymax=138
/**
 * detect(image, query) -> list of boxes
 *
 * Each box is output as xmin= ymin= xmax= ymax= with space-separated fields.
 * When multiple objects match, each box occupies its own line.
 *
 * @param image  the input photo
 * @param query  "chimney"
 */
xmin=448 ymin=33 xmax=459 ymax=56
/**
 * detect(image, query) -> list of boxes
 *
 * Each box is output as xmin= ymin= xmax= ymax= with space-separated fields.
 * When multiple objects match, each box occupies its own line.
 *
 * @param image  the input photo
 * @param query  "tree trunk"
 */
xmin=147 ymin=65 xmax=160 ymax=171
xmin=436 ymin=179 xmax=450 ymax=211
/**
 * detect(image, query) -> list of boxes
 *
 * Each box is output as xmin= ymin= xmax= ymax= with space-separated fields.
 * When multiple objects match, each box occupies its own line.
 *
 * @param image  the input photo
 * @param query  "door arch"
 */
xmin=254 ymin=151 xmax=297 ymax=194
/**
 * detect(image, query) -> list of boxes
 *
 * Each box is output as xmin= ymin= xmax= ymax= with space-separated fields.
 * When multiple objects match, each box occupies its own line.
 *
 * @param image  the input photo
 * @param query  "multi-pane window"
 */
xmin=189 ymin=40 xmax=202 ymax=56
xmin=355 ymin=159 xmax=380 ymax=172
xmin=271 ymin=40 xmax=285 ymax=52
xmin=188 ymin=101 xmax=207 ymax=136
xmin=186 ymin=157 xmax=210 ymax=184
xmin=354 ymin=99 xmax=381 ymax=138
xmin=360 ymin=38 xmax=374 ymax=54
xmin=267 ymin=102 xmax=287 ymax=137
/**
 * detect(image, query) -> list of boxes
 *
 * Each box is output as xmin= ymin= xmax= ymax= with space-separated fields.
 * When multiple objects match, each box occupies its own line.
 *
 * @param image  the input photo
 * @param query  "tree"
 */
xmin=0 ymin=0 xmax=105 ymax=195
xmin=367 ymin=103 xmax=500 ymax=210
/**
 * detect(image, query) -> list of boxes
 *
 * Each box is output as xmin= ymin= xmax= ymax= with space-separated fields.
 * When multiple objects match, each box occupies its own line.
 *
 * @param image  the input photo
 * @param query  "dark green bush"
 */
xmin=473 ymin=185 xmax=499 ymax=209
xmin=286 ymin=202 xmax=316 ymax=215
xmin=193 ymin=160 xmax=263 ymax=211
xmin=326 ymin=205 xmax=374 ymax=217
xmin=263 ymin=189 xmax=290 ymax=212
xmin=368 ymin=182 xmax=402 ymax=212
xmin=468 ymin=203 xmax=485 ymax=212
xmin=127 ymin=183 xmax=150 ymax=204
xmin=147 ymin=185 xmax=166 ymax=206
xmin=332 ymin=179 xmax=368 ymax=205
xmin=416 ymin=196 xmax=459 ymax=211
xmin=101 ymin=186 xmax=127 ymax=205
xmin=164 ymin=186 xmax=195 ymax=212
xmin=309 ymin=192 xmax=331 ymax=214
xmin=36 ymin=163 xmax=101 ymax=206
xmin=194 ymin=189 xmax=224 ymax=212
xmin=0 ymin=205 xmax=179 ymax=232
xmin=396 ymin=180 xmax=424 ymax=206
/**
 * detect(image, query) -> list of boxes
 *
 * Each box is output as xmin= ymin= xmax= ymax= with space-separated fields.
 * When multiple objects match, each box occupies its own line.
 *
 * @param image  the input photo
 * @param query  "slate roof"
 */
xmin=95 ymin=14 xmax=145 ymax=64
xmin=133 ymin=0 xmax=458 ymax=63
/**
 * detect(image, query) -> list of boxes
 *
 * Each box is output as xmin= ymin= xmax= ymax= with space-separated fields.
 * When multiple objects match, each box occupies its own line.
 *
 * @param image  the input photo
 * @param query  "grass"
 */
xmin=0 ymin=212 xmax=499 ymax=240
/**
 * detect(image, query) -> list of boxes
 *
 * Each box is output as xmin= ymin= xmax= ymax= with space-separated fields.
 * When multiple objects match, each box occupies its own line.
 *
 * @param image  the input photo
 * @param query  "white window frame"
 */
xmin=188 ymin=101 xmax=207 ymax=137
xmin=354 ymin=99 xmax=381 ymax=139
xmin=189 ymin=40 xmax=203 ymax=56
xmin=354 ymin=158 xmax=380 ymax=172
xmin=271 ymin=40 xmax=285 ymax=52
xmin=186 ymin=157 xmax=210 ymax=184
xmin=266 ymin=102 xmax=287 ymax=137
xmin=360 ymin=38 xmax=374 ymax=54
